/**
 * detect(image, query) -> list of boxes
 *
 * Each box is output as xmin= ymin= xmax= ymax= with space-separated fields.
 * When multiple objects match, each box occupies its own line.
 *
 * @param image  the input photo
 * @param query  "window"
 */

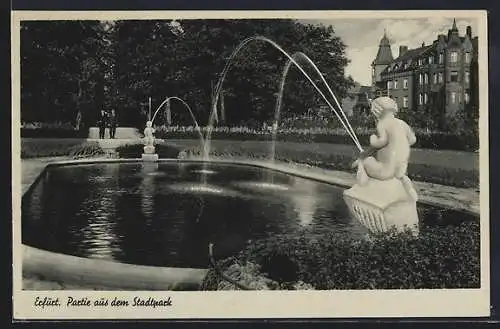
xmin=419 ymin=73 xmax=423 ymax=85
xmin=465 ymin=92 xmax=470 ymax=104
xmin=372 ymin=67 xmax=375 ymax=77
xmin=465 ymin=52 xmax=471 ymax=63
xmin=438 ymin=72 xmax=444 ymax=83
xmin=403 ymin=96 xmax=409 ymax=108
xmin=439 ymin=53 xmax=444 ymax=64
xmin=404 ymin=62 xmax=409 ymax=69
xmin=419 ymin=94 xmax=423 ymax=105
xmin=429 ymin=56 xmax=434 ymax=64
xmin=451 ymin=92 xmax=457 ymax=104
xmin=450 ymin=51 xmax=458 ymax=63
xmin=465 ymin=71 xmax=470 ymax=84
xmin=418 ymin=58 xmax=423 ymax=66
xmin=450 ymin=71 xmax=459 ymax=82
xmin=424 ymin=73 xmax=429 ymax=84
xmin=387 ymin=81 xmax=392 ymax=89
xmin=424 ymin=93 xmax=428 ymax=104
xmin=433 ymin=73 xmax=438 ymax=84
xmin=403 ymin=78 xmax=408 ymax=89
xmin=394 ymin=80 xmax=398 ymax=89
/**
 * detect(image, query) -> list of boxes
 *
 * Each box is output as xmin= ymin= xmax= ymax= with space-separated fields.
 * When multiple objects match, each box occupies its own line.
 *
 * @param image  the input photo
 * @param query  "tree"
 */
xmin=21 ymin=19 xmax=354 ymax=129
xmin=110 ymin=19 xmax=354 ymax=127
xmin=21 ymin=21 xmax=107 ymax=126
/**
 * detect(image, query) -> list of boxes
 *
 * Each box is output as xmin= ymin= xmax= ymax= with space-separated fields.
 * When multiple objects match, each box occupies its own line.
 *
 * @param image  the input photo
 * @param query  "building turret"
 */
xmin=371 ymin=30 xmax=394 ymax=91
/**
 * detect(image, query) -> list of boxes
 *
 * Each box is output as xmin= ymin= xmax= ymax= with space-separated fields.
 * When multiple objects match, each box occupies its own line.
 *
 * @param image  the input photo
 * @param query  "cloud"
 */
xmin=302 ymin=17 xmax=479 ymax=86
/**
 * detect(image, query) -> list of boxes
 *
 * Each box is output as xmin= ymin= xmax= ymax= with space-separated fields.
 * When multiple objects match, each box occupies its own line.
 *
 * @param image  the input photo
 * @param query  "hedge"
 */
xmin=115 ymin=143 xmax=181 ymax=159
xmin=202 ymin=220 xmax=480 ymax=290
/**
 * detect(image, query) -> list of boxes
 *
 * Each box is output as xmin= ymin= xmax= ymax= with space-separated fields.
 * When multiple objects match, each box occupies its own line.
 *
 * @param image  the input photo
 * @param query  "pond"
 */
xmin=21 ymin=161 xmax=476 ymax=269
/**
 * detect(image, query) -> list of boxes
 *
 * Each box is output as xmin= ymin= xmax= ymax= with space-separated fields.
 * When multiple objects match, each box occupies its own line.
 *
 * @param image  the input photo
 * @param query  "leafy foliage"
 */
xmin=115 ymin=142 xmax=180 ymax=158
xmin=21 ymin=21 xmax=108 ymax=125
xmin=21 ymin=19 xmax=354 ymax=128
xmin=207 ymin=220 xmax=480 ymax=290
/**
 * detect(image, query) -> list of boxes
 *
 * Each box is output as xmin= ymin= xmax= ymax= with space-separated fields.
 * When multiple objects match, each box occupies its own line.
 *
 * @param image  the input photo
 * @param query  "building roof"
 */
xmin=372 ymin=31 xmax=394 ymax=65
xmin=379 ymin=20 xmax=476 ymax=76
xmin=381 ymin=44 xmax=434 ymax=74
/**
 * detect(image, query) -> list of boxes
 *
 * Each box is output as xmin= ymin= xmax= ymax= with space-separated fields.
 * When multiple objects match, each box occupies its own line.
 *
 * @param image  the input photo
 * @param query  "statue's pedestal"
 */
xmin=343 ymin=178 xmax=419 ymax=235
xmin=142 ymin=145 xmax=158 ymax=162
xmin=142 ymin=153 xmax=159 ymax=162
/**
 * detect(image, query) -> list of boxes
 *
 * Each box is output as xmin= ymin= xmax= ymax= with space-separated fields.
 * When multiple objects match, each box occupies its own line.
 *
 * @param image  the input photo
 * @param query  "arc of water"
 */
xmin=150 ymin=96 xmax=206 ymax=148
xmin=292 ymin=53 xmax=361 ymax=149
xmin=207 ymin=36 xmax=364 ymax=159
xmin=275 ymin=52 xmax=362 ymax=151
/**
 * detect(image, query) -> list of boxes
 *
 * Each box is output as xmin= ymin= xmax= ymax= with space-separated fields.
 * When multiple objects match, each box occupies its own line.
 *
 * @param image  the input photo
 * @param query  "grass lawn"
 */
xmin=169 ymin=139 xmax=479 ymax=189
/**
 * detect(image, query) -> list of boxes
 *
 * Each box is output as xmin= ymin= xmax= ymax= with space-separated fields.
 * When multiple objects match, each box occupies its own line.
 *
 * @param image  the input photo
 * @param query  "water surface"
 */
xmin=22 ymin=162 xmax=366 ymax=268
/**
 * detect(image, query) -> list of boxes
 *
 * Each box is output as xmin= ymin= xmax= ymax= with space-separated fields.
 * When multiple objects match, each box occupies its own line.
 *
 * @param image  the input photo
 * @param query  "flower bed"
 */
xmin=154 ymin=125 xmax=479 ymax=152
xmin=202 ymin=220 xmax=480 ymax=290
xmin=21 ymin=139 xmax=105 ymax=159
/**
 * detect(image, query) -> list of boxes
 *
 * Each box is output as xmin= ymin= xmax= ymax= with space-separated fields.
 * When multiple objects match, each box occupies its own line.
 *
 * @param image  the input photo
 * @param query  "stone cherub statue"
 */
xmin=343 ymin=96 xmax=419 ymax=234
xmin=143 ymin=120 xmax=156 ymax=154
xmin=352 ymin=96 xmax=418 ymax=201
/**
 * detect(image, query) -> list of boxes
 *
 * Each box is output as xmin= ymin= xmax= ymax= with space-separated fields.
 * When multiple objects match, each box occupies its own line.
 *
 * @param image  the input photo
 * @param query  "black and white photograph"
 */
xmin=12 ymin=10 xmax=490 ymax=319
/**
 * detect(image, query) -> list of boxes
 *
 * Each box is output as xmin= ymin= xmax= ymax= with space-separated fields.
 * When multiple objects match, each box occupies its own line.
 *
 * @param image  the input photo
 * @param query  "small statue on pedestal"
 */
xmin=143 ymin=120 xmax=156 ymax=154
xmin=343 ymin=97 xmax=420 ymax=235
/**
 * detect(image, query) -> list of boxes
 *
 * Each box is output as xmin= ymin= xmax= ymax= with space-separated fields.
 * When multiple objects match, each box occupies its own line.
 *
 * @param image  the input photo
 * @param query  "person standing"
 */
xmin=98 ymin=109 xmax=108 ymax=139
xmin=109 ymin=109 xmax=117 ymax=139
xmin=75 ymin=110 xmax=82 ymax=131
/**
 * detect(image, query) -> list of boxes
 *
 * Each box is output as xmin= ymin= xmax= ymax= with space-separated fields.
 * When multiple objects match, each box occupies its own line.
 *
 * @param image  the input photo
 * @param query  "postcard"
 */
xmin=12 ymin=9 xmax=490 ymax=319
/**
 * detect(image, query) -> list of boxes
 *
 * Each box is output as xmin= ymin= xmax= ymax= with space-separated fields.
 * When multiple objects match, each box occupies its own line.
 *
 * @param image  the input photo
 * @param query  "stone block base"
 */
xmin=141 ymin=153 xmax=159 ymax=162
xmin=343 ymin=178 xmax=419 ymax=235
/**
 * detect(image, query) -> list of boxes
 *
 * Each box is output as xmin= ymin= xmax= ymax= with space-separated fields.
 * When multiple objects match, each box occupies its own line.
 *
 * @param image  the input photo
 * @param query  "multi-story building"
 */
xmin=370 ymin=19 xmax=479 ymax=127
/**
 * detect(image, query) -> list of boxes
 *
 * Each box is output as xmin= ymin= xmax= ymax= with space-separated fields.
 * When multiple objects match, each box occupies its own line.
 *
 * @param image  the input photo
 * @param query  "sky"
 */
xmin=301 ymin=17 xmax=479 ymax=86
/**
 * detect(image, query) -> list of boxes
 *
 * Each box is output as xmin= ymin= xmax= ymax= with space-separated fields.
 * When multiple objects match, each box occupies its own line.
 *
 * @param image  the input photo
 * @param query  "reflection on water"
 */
xmin=168 ymin=183 xmax=229 ymax=195
xmin=22 ymin=162 xmax=369 ymax=268
xmin=140 ymin=164 xmax=158 ymax=219
xmin=234 ymin=181 xmax=291 ymax=192
xmin=193 ymin=169 xmax=218 ymax=175
xmin=289 ymin=178 xmax=318 ymax=227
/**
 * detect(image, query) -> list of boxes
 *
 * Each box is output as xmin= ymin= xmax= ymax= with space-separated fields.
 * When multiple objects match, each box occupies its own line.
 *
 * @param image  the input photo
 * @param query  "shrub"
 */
xmin=220 ymin=220 xmax=481 ymax=290
xmin=115 ymin=142 xmax=181 ymax=159
xmin=21 ymin=139 xmax=104 ymax=159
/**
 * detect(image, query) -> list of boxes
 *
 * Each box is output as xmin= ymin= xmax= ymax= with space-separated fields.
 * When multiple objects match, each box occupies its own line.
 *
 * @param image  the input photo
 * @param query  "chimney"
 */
xmin=421 ymin=42 xmax=425 ymax=48
xmin=399 ymin=45 xmax=408 ymax=57
xmin=466 ymin=26 xmax=472 ymax=38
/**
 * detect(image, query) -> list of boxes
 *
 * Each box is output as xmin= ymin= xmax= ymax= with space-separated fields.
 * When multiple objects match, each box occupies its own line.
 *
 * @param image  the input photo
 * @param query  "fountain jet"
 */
xmin=204 ymin=36 xmax=364 ymax=161
xmin=150 ymin=96 xmax=206 ymax=152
